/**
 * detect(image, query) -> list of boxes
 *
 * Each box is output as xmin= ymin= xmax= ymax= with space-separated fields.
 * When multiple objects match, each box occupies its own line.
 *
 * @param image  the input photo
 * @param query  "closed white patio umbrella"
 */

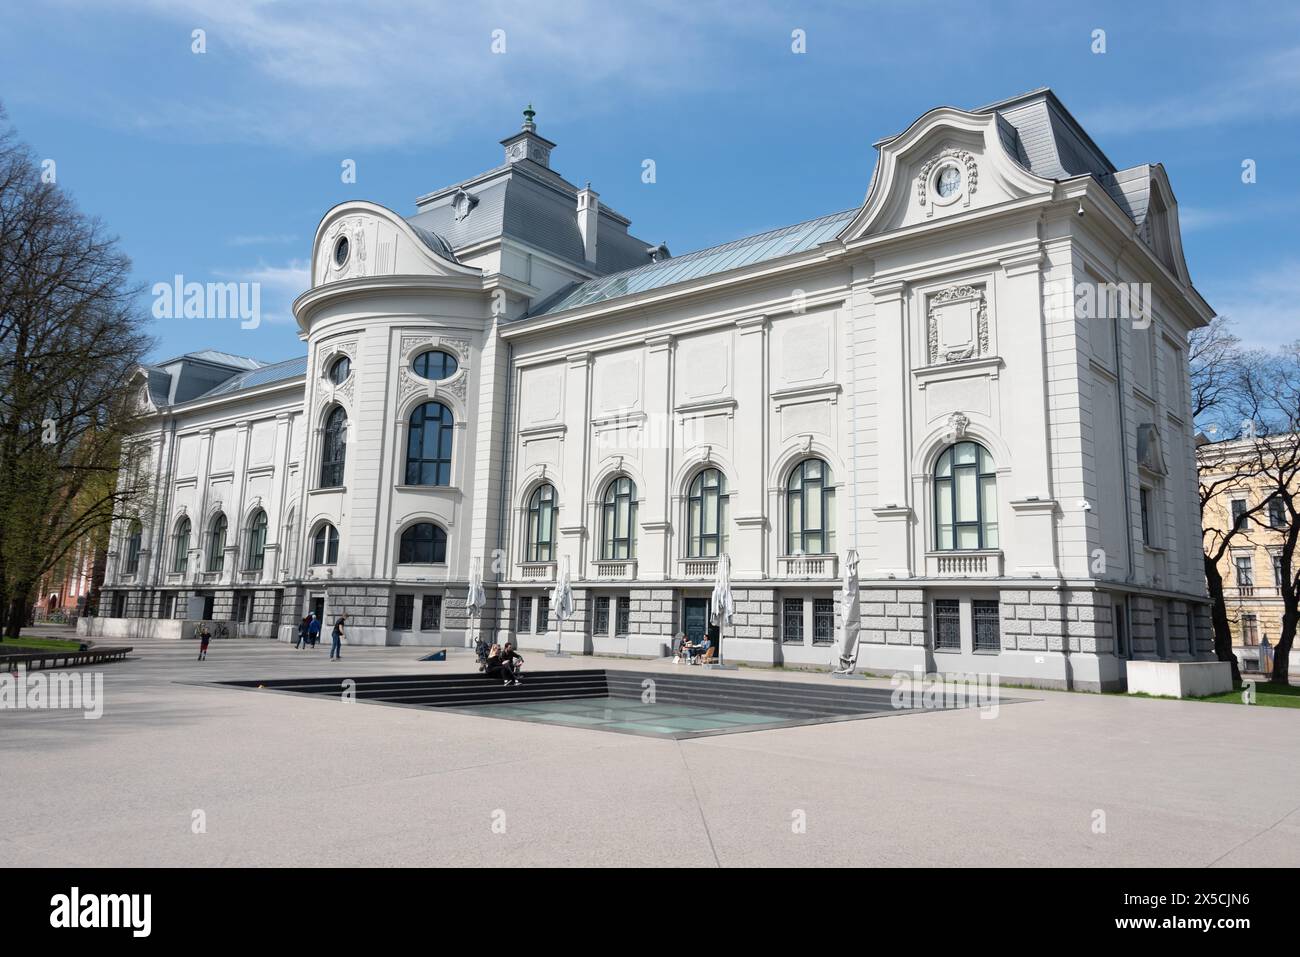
xmin=547 ymin=555 xmax=574 ymax=657
xmin=709 ymin=553 xmax=736 ymax=669
xmin=465 ymin=556 xmax=486 ymax=649
xmin=833 ymin=548 xmax=861 ymax=675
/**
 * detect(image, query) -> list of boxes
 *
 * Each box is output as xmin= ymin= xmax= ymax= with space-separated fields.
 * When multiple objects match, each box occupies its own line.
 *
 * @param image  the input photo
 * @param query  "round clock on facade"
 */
xmin=936 ymin=165 xmax=962 ymax=199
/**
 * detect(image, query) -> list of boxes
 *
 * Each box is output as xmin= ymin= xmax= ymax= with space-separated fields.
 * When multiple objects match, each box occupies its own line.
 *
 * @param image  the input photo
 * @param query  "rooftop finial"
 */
xmin=522 ymin=104 xmax=536 ymax=132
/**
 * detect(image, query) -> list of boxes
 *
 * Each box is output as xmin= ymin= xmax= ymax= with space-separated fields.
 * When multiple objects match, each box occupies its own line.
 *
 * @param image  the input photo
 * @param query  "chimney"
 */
xmin=577 ymin=183 xmax=599 ymax=264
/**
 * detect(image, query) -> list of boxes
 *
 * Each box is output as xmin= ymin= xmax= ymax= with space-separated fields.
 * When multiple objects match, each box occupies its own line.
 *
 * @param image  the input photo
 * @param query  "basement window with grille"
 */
xmin=933 ymin=599 xmax=961 ymax=651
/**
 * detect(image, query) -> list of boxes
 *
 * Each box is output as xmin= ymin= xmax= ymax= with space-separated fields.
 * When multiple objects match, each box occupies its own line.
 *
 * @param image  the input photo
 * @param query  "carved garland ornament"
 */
xmin=916 ymin=149 xmax=979 ymax=207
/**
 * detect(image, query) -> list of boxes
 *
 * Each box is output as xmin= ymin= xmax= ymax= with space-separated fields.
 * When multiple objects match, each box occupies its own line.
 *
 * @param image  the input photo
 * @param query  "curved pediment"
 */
xmin=839 ymin=106 xmax=1055 ymax=242
xmin=309 ymin=201 xmax=480 ymax=289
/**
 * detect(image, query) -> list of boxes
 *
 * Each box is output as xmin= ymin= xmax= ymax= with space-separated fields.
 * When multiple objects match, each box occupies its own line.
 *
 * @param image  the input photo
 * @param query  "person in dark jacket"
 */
xmin=500 ymin=642 xmax=524 ymax=679
xmin=330 ymin=614 xmax=347 ymax=661
xmin=484 ymin=644 xmax=519 ymax=686
xmin=295 ymin=615 xmax=309 ymax=650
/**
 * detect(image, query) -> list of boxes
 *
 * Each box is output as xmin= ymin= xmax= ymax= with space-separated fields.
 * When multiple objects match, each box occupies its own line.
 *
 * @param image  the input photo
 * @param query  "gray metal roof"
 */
xmin=156 ymin=349 xmax=265 ymax=370
xmin=198 ymin=355 xmax=308 ymax=399
xmin=532 ymin=208 xmax=857 ymax=317
xmin=407 ymin=161 xmax=653 ymax=275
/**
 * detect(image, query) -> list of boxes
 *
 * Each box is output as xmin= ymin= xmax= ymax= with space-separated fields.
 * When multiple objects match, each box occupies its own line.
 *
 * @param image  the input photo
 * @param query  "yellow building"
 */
xmin=1197 ymin=435 xmax=1297 ymax=671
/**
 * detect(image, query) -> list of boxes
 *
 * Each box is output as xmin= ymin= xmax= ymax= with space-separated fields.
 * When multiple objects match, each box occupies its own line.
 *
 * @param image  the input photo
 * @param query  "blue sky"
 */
xmin=1 ymin=0 xmax=1297 ymax=363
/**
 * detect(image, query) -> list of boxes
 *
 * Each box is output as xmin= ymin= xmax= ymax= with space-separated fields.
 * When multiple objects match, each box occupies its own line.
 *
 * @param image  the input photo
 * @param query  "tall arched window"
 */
xmin=405 ymin=401 xmax=454 ymax=486
xmin=207 ymin=513 xmax=227 ymax=572
xmin=933 ymin=441 xmax=998 ymax=550
xmin=399 ymin=522 xmax=447 ymax=564
xmin=601 ymin=476 xmax=637 ymax=560
xmin=320 ymin=405 xmax=347 ymax=488
xmin=312 ymin=523 xmax=339 ymax=565
xmin=172 ymin=517 xmax=191 ymax=574
xmin=246 ymin=509 xmax=268 ymax=571
xmin=787 ymin=458 xmax=835 ymax=555
xmin=526 ymin=484 xmax=557 ymax=562
xmin=124 ymin=520 xmax=143 ymax=573
xmin=687 ymin=468 xmax=729 ymax=558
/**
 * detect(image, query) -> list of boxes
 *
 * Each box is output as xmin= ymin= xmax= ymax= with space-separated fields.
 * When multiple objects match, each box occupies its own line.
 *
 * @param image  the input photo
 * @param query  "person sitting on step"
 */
xmin=500 ymin=641 xmax=524 ymax=679
xmin=484 ymin=644 xmax=519 ymax=686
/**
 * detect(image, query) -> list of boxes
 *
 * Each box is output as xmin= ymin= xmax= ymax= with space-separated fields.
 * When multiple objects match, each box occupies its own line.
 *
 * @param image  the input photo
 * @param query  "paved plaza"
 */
xmin=4 ymin=638 xmax=1299 ymax=867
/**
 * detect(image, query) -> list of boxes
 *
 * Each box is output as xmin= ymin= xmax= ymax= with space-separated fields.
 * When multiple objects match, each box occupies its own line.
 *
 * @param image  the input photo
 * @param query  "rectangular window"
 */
xmin=1241 ymin=613 xmax=1259 ymax=646
xmin=1268 ymin=497 xmax=1287 ymax=529
xmin=1140 ymin=488 xmax=1153 ymax=545
xmin=536 ymin=596 xmax=550 ymax=633
xmin=1231 ymin=498 xmax=1247 ymax=531
xmin=933 ymin=599 xmax=961 ymax=651
xmin=516 ymin=596 xmax=533 ymax=633
xmin=973 ymin=599 xmax=1000 ymax=652
xmin=1235 ymin=556 xmax=1254 ymax=590
xmin=593 ymin=596 xmax=610 ymax=635
xmin=782 ymin=598 xmax=804 ymax=643
xmin=393 ymin=594 xmax=414 ymax=630
xmin=812 ymin=598 xmax=835 ymax=645
xmin=616 ymin=597 xmax=630 ymax=636
xmin=111 ymin=593 xmax=126 ymax=618
xmin=420 ymin=596 xmax=441 ymax=631
xmin=1274 ymin=554 xmax=1285 ymax=590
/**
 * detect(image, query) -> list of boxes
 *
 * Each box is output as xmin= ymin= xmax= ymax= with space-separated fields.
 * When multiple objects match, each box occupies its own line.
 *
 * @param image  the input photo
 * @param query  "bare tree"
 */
xmin=0 ymin=103 xmax=154 ymax=638
xmin=1233 ymin=347 xmax=1300 ymax=681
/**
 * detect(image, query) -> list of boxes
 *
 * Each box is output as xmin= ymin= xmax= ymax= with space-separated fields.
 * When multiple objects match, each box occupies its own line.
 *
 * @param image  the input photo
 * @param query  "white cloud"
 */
xmin=215 ymin=259 xmax=310 ymax=325
xmin=1084 ymin=45 xmax=1300 ymax=135
xmin=47 ymin=0 xmax=773 ymax=149
xmin=1206 ymin=261 xmax=1300 ymax=351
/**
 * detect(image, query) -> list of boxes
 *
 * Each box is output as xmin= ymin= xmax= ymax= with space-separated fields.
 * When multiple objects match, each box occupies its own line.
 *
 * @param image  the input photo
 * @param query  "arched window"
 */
xmin=124 ymin=520 xmax=142 ymax=573
xmin=172 ymin=517 xmax=191 ymax=574
xmin=526 ymin=484 xmax=557 ymax=562
xmin=405 ymin=401 xmax=454 ymax=486
xmin=787 ymin=459 xmax=835 ymax=555
xmin=600 ymin=477 xmax=638 ymax=560
xmin=933 ymin=441 xmax=998 ymax=551
xmin=399 ymin=522 xmax=447 ymax=564
xmin=320 ymin=405 xmax=347 ymax=488
xmin=207 ymin=513 xmax=227 ymax=572
xmin=687 ymin=468 xmax=729 ymax=558
xmin=412 ymin=350 xmax=458 ymax=381
xmin=312 ymin=523 xmax=339 ymax=565
xmin=246 ymin=509 xmax=268 ymax=571
xmin=327 ymin=355 xmax=351 ymax=385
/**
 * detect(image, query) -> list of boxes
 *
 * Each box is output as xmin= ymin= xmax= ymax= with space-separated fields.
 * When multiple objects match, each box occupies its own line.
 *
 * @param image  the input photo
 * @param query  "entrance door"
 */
xmin=311 ymin=593 xmax=326 ymax=623
xmin=683 ymin=598 xmax=709 ymax=644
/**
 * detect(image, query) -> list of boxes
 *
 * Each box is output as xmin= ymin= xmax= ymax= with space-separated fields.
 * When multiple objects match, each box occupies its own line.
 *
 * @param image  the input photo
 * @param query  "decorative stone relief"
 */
xmin=397 ymin=366 xmax=426 ymax=401
xmin=948 ymin=411 xmax=970 ymax=439
xmin=438 ymin=374 xmax=468 ymax=404
xmin=926 ymin=285 xmax=989 ymax=365
xmin=917 ymin=149 xmax=978 ymax=208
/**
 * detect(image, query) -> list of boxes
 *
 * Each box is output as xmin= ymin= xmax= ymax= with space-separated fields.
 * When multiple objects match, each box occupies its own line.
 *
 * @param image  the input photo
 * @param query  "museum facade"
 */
xmin=88 ymin=90 xmax=1216 ymax=689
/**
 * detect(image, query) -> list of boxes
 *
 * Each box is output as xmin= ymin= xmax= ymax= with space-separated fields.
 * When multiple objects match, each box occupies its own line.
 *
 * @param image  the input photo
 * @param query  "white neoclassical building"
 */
xmin=90 ymin=90 xmax=1215 ymax=689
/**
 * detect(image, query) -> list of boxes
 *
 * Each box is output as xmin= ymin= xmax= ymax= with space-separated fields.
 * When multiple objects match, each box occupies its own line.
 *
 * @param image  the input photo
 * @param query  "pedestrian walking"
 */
xmin=330 ymin=614 xmax=347 ymax=660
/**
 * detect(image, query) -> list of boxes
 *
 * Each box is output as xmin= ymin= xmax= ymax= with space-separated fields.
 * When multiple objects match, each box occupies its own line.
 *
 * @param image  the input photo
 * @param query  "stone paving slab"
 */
xmin=2 ymin=638 xmax=1299 ymax=866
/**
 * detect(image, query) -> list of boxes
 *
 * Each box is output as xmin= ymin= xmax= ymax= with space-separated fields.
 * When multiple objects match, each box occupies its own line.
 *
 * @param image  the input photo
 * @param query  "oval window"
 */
xmin=412 ymin=350 xmax=459 ymax=381
xmin=333 ymin=236 xmax=350 ymax=267
xmin=328 ymin=356 xmax=351 ymax=385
